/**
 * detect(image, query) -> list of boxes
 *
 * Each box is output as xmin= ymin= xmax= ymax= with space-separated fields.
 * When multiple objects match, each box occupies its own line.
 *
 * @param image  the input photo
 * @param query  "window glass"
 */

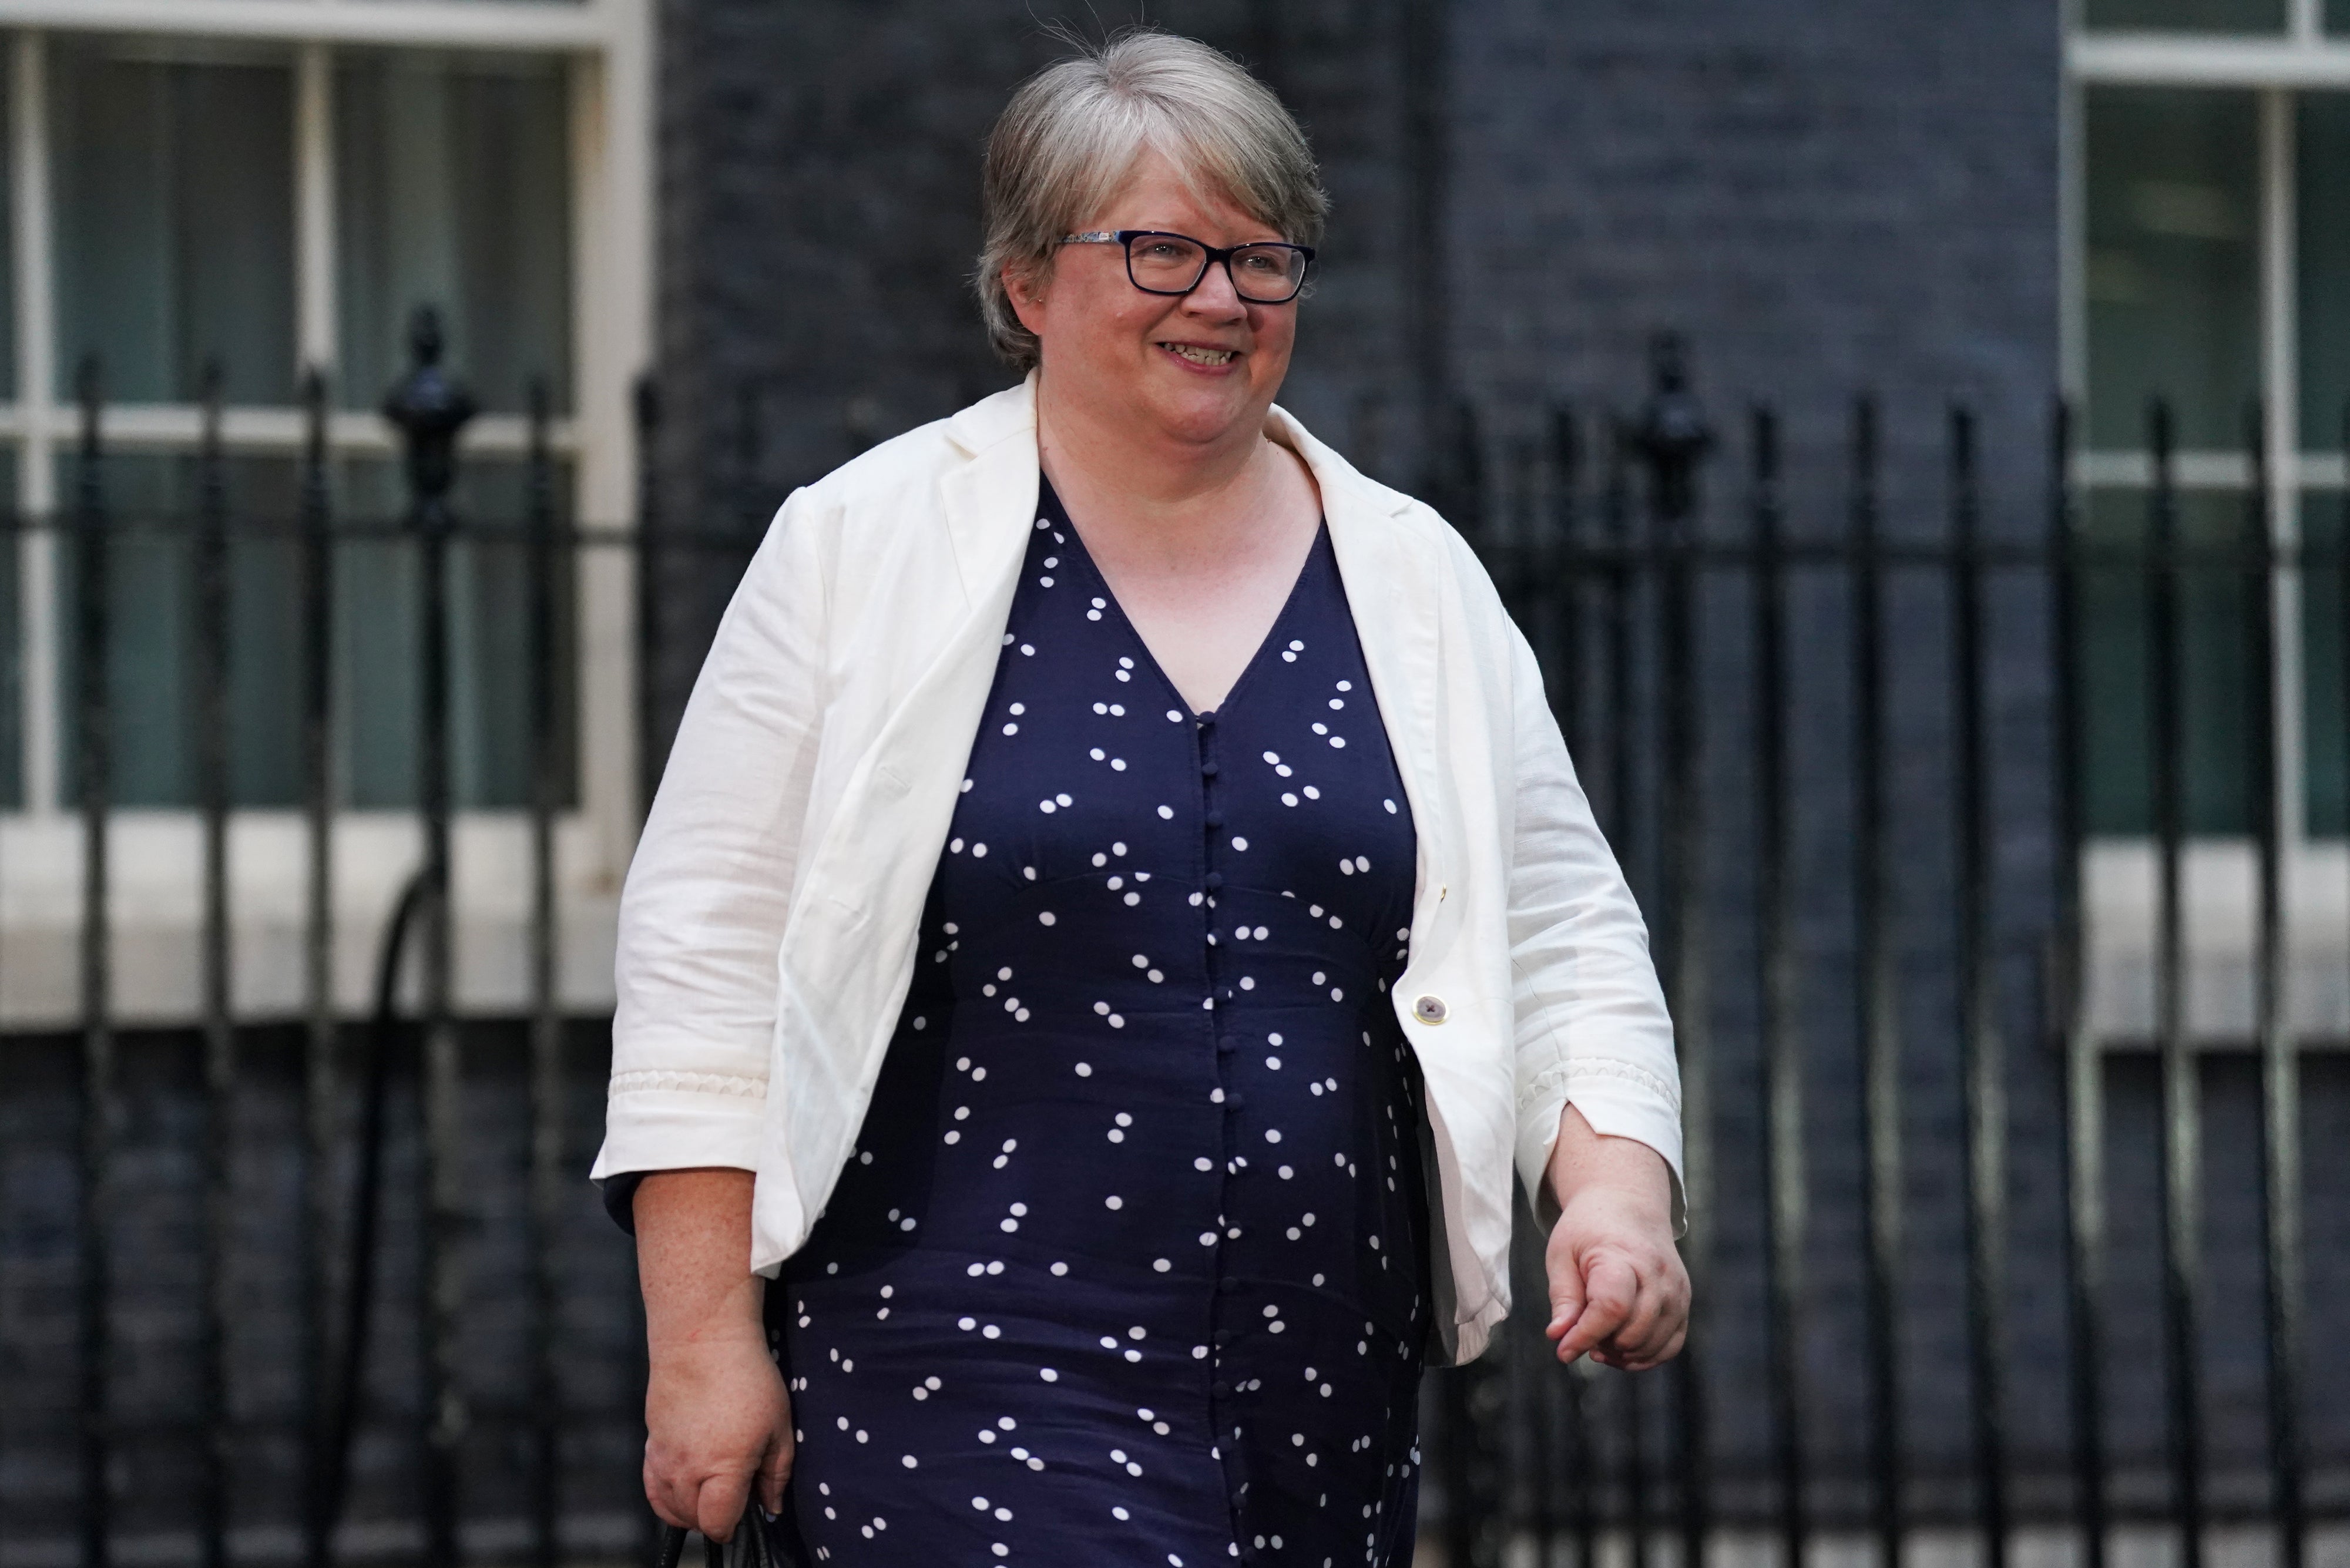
xmin=2084 ymin=0 xmax=2284 ymax=27
xmin=2078 ymin=487 xmax=2263 ymax=836
xmin=2335 ymin=0 xmax=2350 ymax=33
xmin=0 ymin=453 xmax=20 ymax=807
xmin=2085 ymin=88 xmax=2260 ymax=454
xmin=335 ymin=456 xmax=578 ymax=810
xmin=0 ymin=64 xmax=17 ymax=401
xmin=335 ymin=52 xmax=572 ymax=416
xmin=54 ymin=453 xmax=303 ymax=807
xmin=50 ymin=38 xmax=294 ymax=406
xmin=2299 ymin=95 xmax=2350 ymax=454
xmin=2308 ymin=503 xmax=2349 ymax=837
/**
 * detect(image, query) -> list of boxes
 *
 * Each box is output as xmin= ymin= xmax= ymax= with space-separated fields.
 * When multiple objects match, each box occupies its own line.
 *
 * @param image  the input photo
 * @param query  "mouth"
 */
xmin=1157 ymin=341 xmax=1238 ymax=368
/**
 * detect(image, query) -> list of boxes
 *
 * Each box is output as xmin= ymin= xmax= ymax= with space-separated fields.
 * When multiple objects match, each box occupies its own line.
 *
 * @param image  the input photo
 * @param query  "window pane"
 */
xmin=2086 ymin=88 xmax=2260 ymax=454
xmin=2309 ymin=502 xmax=2349 ymax=837
xmin=335 ymin=52 xmax=572 ymax=415
xmin=54 ymin=454 xmax=303 ymax=808
xmin=2335 ymin=0 xmax=2350 ymax=33
xmin=2301 ymin=94 xmax=2350 ymax=453
xmin=2078 ymin=487 xmax=2264 ymax=835
xmin=51 ymin=39 xmax=294 ymax=405
xmin=2084 ymin=0 xmax=2284 ymax=28
xmin=0 ymin=453 xmax=21 ymax=807
xmin=335 ymin=457 xmax=578 ymax=810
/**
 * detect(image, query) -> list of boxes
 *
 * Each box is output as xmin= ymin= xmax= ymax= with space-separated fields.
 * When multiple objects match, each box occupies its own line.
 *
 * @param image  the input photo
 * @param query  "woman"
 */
xmin=593 ymin=30 xmax=1688 ymax=1564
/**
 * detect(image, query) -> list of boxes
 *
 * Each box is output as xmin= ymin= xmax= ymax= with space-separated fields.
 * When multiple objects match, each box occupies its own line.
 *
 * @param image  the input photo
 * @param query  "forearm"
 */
xmin=1546 ymin=1103 xmax=1673 ymax=1227
xmin=635 ymin=1169 xmax=766 ymax=1361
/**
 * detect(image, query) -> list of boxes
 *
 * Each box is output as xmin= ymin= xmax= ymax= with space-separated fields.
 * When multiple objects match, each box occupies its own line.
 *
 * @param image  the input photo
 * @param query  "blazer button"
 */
xmin=1413 ymin=995 xmax=1448 ymax=1024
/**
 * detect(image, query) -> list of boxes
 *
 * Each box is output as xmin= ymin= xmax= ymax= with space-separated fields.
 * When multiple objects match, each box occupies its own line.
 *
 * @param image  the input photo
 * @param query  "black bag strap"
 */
xmin=652 ymin=1500 xmax=804 ymax=1568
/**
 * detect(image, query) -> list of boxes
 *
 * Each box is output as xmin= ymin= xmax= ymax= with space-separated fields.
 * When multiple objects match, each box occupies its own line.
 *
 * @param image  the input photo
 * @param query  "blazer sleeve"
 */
xmin=589 ymin=491 xmax=831 ymax=1196
xmin=1501 ymin=623 xmax=1687 ymax=1235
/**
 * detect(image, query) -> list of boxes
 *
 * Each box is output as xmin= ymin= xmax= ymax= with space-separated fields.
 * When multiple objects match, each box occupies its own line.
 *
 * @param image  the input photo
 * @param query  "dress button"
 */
xmin=1223 ymin=1093 xmax=1245 ymax=1110
xmin=1204 ymin=872 xmax=1225 ymax=891
xmin=1413 ymin=995 xmax=1448 ymax=1024
xmin=1213 ymin=1329 xmax=1234 ymax=1347
xmin=1204 ymin=810 xmax=1226 ymax=829
xmin=1216 ymin=1038 xmax=1234 ymax=1054
xmin=1211 ymin=1381 xmax=1232 ymax=1398
xmin=1200 ymin=760 xmax=1220 ymax=778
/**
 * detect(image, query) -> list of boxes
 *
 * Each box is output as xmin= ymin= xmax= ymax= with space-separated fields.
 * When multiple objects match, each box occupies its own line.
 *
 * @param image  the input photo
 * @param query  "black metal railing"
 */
xmin=3 ymin=323 xmax=2346 ymax=1568
xmin=1418 ymin=340 xmax=2346 ymax=1567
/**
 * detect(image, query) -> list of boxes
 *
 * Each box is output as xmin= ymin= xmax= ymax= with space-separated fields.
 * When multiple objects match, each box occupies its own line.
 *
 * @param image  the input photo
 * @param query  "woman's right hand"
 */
xmin=634 ymin=1168 xmax=793 ymax=1540
xmin=644 ymin=1325 xmax=794 ymax=1537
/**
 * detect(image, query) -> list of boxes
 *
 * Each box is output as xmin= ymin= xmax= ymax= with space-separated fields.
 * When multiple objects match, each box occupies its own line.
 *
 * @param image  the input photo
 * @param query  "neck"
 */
xmin=1033 ymin=371 xmax=1282 ymax=560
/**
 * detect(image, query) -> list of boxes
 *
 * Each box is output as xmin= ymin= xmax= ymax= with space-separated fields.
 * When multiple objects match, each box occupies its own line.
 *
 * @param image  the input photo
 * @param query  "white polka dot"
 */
xmin=1105 ymin=1195 xmax=1123 ymax=1209
xmin=1039 ymin=911 xmax=1056 ymax=925
xmin=902 ymin=1455 xmax=918 ymax=1468
xmin=1040 ymin=1368 xmax=1059 ymax=1382
xmin=1157 ymin=804 xmax=1174 ymax=818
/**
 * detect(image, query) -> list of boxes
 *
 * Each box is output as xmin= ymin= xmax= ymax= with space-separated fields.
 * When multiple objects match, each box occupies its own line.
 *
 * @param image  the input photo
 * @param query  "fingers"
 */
xmin=696 ymin=1468 xmax=753 ymax=1544
xmin=645 ymin=1459 xmax=697 ymax=1531
xmin=1552 ymin=1251 xmax=1639 ymax=1364
xmin=1544 ymin=1244 xmax=1586 ymax=1339
xmin=757 ymin=1424 xmax=796 ymax=1517
xmin=1593 ymin=1268 xmax=1691 ymax=1371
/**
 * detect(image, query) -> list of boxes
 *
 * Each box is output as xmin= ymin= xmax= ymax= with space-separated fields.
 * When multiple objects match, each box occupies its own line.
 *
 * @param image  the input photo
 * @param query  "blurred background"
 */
xmin=2 ymin=2 xmax=2347 ymax=1567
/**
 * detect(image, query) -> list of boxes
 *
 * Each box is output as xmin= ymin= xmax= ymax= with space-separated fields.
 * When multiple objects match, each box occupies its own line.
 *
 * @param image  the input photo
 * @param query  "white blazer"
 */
xmin=591 ymin=374 xmax=1681 ymax=1365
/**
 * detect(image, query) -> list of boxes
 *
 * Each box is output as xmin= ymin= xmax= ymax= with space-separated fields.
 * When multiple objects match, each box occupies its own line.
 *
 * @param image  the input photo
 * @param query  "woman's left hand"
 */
xmin=1541 ymin=1104 xmax=1689 ymax=1371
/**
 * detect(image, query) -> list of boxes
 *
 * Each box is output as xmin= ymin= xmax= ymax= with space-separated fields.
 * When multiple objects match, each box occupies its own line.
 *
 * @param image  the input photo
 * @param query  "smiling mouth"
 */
xmin=1159 ymin=343 xmax=1237 ymax=366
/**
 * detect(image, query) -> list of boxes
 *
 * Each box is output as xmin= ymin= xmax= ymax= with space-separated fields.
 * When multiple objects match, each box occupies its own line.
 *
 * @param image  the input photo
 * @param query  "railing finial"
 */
xmin=381 ymin=304 xmax=477 ymax=512
xmin=1631 ymin=330 xmax=1714 ymax=524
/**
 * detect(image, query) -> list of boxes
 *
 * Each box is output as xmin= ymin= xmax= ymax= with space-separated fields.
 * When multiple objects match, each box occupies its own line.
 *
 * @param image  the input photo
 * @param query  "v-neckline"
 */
xmin=1040 ymin=479 xmax=1328 ymax=726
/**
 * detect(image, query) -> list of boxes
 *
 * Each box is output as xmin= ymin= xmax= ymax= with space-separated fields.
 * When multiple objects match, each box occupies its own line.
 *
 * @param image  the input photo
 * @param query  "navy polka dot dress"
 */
xmin=768 ymin=477 xmax=1432 ymax=1567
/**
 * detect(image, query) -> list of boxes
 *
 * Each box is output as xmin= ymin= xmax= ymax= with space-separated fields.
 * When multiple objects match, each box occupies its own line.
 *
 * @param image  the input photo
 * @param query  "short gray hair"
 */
xmin=976 ymin=30 xmax=1328 ymax=372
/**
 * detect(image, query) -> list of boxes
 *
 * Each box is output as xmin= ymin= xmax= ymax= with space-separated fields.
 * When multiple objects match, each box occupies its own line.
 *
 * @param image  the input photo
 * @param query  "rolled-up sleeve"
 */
xmin=589 ymin=491 xmax=830 ymax=1208
xmin=1501 ymin=626 xmax=1685 ymax=1235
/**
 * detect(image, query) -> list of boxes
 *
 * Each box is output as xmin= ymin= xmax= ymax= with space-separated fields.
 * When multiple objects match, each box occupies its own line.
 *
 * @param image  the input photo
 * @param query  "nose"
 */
xmin=1181 ymin=258 xmax=1248 ymax=320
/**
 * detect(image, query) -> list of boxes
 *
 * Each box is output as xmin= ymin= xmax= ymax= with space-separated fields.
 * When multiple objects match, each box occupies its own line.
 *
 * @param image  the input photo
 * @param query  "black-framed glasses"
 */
xmin=1059 ymin=230 xmax=1315 ymax=304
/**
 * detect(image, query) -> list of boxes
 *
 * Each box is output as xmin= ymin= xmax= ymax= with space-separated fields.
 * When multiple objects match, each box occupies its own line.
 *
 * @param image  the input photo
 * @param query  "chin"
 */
xmin=1142 ymin=373 xmax=1267 ymax=443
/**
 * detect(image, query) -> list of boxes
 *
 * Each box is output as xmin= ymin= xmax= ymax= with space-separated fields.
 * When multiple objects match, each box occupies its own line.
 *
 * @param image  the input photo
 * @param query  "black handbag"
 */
xmin=654 ymin=1492 xmax=808 ymax=1568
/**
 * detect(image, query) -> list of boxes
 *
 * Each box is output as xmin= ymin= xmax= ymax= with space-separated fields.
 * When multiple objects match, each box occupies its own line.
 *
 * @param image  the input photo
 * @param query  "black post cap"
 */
xmin=1630 ymin=331 xmax=1715 ymax=523
xmin=381 ymin=307 xmax=478 ymax=511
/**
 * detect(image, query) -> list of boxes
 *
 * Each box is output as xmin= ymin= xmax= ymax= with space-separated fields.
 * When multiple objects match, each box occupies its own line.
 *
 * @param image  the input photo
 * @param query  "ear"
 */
xmin=1003 ymin=258 xmax=1050 ymax=340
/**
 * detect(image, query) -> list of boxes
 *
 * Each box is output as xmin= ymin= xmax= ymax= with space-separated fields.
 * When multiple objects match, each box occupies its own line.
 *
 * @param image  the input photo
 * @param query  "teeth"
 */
xmin=1163 ymin=344 xmax=1235 ymax=365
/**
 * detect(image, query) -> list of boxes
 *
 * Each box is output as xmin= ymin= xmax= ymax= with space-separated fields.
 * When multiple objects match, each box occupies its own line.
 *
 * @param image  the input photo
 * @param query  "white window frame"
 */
xmin=2065 ymin=2 xmax=2350 ymax=1046
xmin=0 ymin=0 xmax=652 ymax=1027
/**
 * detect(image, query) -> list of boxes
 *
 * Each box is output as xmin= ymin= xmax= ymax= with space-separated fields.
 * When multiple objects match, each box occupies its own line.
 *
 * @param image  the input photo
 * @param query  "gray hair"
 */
xmin=976 ymin=30 xmax=1328 ymax=371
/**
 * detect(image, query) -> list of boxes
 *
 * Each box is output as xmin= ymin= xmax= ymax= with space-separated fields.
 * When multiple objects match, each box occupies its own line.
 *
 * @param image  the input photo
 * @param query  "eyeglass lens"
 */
xmin=1126 ymin=235 xmax=1306 ymax=302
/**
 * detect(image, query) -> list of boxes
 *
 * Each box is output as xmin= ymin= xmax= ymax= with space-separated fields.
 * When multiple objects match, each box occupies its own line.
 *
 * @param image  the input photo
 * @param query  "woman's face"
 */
xmin=1008 ymin=145 xmax=1300 ymax=454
